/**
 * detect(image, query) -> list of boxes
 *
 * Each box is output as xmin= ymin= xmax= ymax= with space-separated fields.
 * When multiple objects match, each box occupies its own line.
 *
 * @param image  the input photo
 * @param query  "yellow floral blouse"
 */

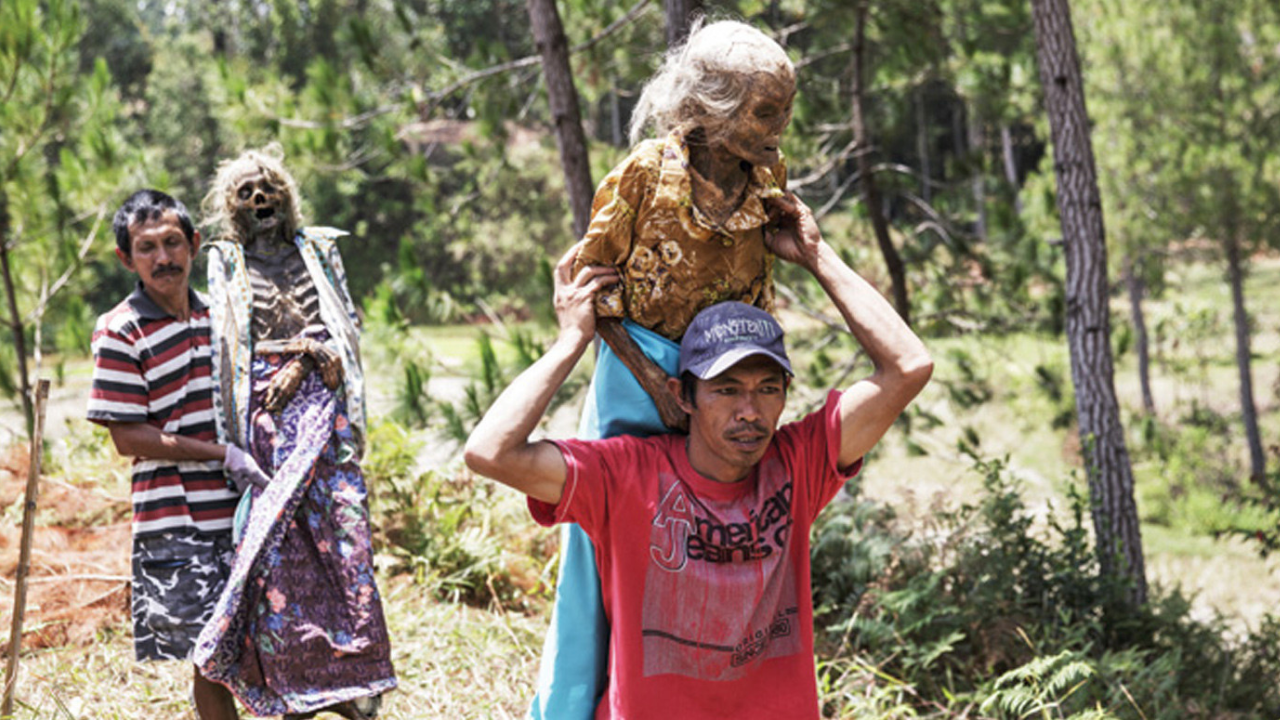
xmin=574 ymin=128 xmax=787 ymax=341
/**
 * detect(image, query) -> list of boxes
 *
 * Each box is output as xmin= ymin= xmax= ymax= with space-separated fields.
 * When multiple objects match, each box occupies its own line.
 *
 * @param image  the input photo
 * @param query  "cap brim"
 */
xmin=687 ymin=346 xmax=793 ymax=380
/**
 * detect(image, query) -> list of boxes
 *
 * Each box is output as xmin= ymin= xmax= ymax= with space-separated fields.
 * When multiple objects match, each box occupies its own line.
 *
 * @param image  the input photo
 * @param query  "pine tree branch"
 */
xmin=24 ymin=203 xmax=107 ymax=324
xmin=416 ymin=0 xmax=654 ymax=118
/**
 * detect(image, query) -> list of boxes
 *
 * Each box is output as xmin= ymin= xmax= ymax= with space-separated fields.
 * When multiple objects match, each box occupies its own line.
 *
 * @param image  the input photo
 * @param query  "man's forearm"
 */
xmin=809 ymin=243 xmax=931 ymax=378
xmin=475 ymin=334 xmax=587 ymax=454
xmin=809 ymin=240 xmax=933 ymax=467
xmin=108 ymin=422 xmax=225 ymax=463
xmin=467 ymin=239 xmax=618 ymax=502
xmin=463 ymin=329 xmax=591 ymax=501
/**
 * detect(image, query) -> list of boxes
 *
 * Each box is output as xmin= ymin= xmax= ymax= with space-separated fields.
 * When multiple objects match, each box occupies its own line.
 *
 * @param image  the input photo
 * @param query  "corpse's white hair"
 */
xmin=628 ymin=19 xmax=795 ymax=147
xmin=202 ymin=142 xmax=305 ymax=242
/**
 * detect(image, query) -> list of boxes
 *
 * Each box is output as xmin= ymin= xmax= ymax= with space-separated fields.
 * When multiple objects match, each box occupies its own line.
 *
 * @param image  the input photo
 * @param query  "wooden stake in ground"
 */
xmin=3 ymin=379 xmax=50 ymax=717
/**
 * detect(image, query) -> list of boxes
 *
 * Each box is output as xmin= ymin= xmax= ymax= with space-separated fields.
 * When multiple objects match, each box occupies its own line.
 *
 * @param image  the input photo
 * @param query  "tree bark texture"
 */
xmin=0 ymin=191 xmax=34 ymax=435
xmin=1123 ymin=256 xmax=1155 ymax=415
xmin=664 ymin=0 xmax=703 ymax=47
xmin=527 ymin=0 xmax=595 ymax=239
xmin=1030 ymin=0 xmax=1147 ymax=606
xmin=852 ymin=0 xmax=910 ymax=325
xmin=968 ymin=105 xmax=988 ymax=243
xmin=1220 ymin=175 xmax=1267 ymax=484
xmin=1001 ymin=125 xmax=1025 ymax=215
xmin=915 ymin=87 xmax=932 ymax=205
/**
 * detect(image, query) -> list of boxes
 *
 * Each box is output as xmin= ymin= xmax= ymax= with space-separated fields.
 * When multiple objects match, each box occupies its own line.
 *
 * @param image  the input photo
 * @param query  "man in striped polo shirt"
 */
xmin=88 ymin=189 xmax=267 ymax=720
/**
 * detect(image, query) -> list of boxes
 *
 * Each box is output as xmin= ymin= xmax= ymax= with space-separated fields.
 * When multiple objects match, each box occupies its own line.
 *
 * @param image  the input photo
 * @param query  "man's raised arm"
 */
xmin=463 ymin=241 xmax=620 ymax=505
xmin=766 ymin=193 xmax=933 ymax=469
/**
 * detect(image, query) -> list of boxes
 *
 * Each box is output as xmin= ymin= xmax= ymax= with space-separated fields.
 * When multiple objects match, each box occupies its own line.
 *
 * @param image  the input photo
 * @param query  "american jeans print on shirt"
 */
xmin=641 ymin=457 xmax=801 ymax=680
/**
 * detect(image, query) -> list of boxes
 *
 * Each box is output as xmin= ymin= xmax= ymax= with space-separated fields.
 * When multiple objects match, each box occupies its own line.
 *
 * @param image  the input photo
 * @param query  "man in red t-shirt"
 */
xmin=465 ymin=193 xmax=933 ymax=719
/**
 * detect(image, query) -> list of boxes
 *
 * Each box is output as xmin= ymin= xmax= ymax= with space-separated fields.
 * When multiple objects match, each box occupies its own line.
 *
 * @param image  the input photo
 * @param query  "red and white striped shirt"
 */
xmin=88 ymin=284 xmax=238 ymax=537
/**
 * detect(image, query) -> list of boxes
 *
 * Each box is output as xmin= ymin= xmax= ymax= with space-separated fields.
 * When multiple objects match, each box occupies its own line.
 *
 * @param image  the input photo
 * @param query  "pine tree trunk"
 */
xmin=527 ymin=0 xmax=595 ymax=239
xmin=0 ymin=191 xmax=34 ymax=435
xmin=1030 ymin=0 xmax=1147 ymax=607
xmin=1001 ymin=125 xmax=1024 ymax=215
xmin=968 ymin=106 xmax=988 ymax=243
xmin=916 ymin=87 xmax=931 ymax=204
xmin=610 ymin=75 xmax=624 ymax=147
xmin=1221 ymin=176 xmax=1267 ymax=484
xmin=1123 ymin=256 xmax=1155 ymax=415
xmin=852 ymin=0 xmax=910 ymax=325
xmin=664 ymin=0 xmax=703 ymax=46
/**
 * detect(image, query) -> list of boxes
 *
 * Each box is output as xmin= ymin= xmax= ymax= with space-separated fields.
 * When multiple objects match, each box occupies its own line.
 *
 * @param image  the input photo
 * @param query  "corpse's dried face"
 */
xmin=231 ymin=168 xmax=288 ymax=242
xmin=715 ymin=72 xmax=796 ymax=169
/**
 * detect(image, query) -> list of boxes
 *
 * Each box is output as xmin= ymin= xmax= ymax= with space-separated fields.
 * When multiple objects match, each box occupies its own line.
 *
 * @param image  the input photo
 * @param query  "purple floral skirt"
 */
xmin=195 ymin=352 xmax=396 ymax=716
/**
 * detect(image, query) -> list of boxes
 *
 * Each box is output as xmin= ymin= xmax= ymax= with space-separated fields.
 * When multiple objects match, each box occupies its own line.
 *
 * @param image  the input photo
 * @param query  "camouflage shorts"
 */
xmin=131 ymin=528 xmax=233 ymax=662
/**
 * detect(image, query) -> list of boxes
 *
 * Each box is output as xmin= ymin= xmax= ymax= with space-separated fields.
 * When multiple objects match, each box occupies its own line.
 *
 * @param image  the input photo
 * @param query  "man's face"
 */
xmin=679 ymin=354 xmax=788 ymax=483
xmin=231 ymin=168 xmax=287 ymax=241
xmin=717 ymin=72 xmax=796 ymax=169
xmin=116 ymin=211 xmax=198 ymax=303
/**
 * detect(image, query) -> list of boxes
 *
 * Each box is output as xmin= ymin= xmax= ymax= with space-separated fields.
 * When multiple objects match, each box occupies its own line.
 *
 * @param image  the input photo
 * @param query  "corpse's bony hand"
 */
xmin=278 ymin=337 xmax=343 ymax=390
xmin=256 ymin=337 xmax=344 ymax=413
xmin=263 ymin=356 xmax=312 ymax=413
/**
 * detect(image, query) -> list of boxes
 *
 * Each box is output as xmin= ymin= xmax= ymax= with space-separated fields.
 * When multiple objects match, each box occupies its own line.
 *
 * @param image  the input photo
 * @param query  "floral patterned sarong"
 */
xmin=194 ymin=351 xmax=396 ymax=716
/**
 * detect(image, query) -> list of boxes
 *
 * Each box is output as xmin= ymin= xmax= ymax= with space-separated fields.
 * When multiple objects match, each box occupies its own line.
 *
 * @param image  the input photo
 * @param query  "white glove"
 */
xmin=223 ymin=444 xmax=271 ymax=493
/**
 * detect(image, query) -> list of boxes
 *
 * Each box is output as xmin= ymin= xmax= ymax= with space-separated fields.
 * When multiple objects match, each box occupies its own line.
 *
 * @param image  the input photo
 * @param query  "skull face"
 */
xmin=715 ymin=72 xmax=795 ymax=169
xmin=231 ymin=168 xmax=288 ymax=241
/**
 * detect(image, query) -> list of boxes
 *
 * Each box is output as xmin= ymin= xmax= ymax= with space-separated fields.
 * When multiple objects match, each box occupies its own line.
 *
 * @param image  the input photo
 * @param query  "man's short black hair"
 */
xmin=113 ymin=189 xmax=195 ymax=257
xmin=680 ymin=371 xmax=700 ymax=408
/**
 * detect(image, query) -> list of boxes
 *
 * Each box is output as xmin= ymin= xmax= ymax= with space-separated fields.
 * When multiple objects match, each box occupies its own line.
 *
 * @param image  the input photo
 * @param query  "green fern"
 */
xmin=981 ymin=650 xmax=1107 ymax=719
xmin=392 ymin=357 xmax=433 ymax=428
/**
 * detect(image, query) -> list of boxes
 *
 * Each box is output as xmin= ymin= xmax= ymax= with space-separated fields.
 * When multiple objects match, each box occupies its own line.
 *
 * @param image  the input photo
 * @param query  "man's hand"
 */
xmin=555 ymin=239 xmax=619 ymax=348
xmin=224 ymin=444 xmax=271 ymax=492
xmin=765 ymin=192 xmax=825 ymax=273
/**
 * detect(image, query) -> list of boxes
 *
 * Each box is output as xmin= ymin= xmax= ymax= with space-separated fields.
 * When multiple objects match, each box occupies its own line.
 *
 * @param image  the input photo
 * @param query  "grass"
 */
xmin=377 ymin=575 xmax=544 ymax=719
xmin=1142 ymin=525 xmax=1280 ymax=633
xmin=7 ymin=576 xmax=547 ymax=719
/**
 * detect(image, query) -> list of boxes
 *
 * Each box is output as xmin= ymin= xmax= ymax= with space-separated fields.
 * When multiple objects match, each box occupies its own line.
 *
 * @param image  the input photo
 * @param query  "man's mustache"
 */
xmin=726 ymin=422 xmax=769 ymax=437
xmin=152 ymin=265 xmax=183 ymax=276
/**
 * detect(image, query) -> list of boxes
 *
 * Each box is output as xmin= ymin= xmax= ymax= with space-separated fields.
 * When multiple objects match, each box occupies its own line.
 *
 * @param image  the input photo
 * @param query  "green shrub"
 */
xmin=364 ymin=420 xmax=551 ymax=608
xmin=1130 ymin=407 xmax=1277 ymax=539
xmin=812 ymin=453 xmax=1280 ymax=718
xmin=436 ymin=328 xmax=588 ymax=444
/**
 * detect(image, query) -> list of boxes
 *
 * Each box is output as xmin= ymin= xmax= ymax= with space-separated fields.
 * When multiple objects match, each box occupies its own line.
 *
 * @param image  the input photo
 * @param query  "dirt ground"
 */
xmin=0 ymin=443 xmax=131 ymax=654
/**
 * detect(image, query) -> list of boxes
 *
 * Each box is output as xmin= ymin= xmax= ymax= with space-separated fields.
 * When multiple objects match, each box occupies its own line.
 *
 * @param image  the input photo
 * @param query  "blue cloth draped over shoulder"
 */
xmin=529 ymin=320 xmax=680 ymax=720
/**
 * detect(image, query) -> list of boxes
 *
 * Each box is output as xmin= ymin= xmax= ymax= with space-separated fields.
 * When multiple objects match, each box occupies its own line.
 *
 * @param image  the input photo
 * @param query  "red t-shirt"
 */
xmin=530 ymin=390 xmax=861 ymax=719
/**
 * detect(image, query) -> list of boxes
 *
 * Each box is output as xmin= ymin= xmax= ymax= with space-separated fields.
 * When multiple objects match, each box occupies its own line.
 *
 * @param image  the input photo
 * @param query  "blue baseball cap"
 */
xmin=678 ymin=302 xmax=792 ymax=380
